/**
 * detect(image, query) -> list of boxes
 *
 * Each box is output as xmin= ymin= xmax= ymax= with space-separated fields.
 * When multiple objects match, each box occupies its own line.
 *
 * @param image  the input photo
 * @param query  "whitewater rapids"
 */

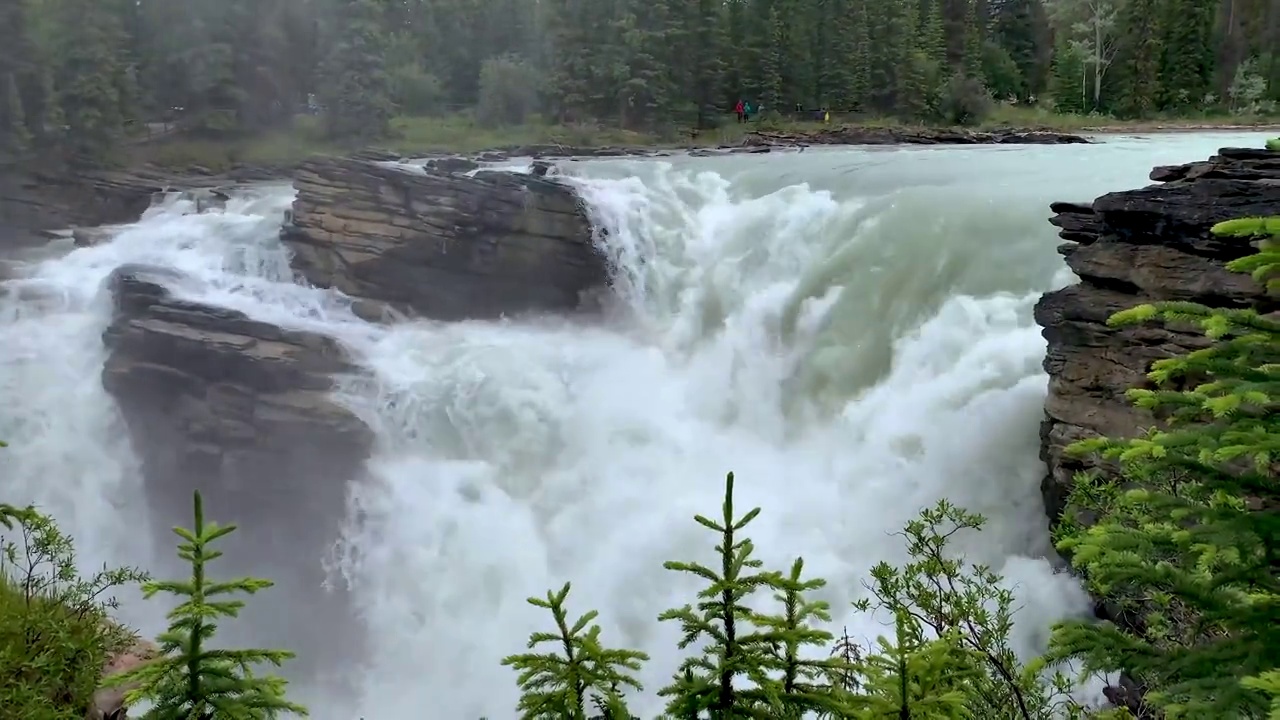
xmin=0 ymin=133 xmax=1273 ymax=718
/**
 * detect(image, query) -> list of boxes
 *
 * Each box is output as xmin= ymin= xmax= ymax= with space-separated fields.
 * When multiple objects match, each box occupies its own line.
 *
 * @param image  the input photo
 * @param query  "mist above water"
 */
xmin=0 ymin=133 xmax=1271 ymax=718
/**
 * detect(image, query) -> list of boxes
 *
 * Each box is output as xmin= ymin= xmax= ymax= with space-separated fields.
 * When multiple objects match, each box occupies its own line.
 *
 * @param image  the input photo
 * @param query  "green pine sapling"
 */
xmin=501 ymin=581 xmax=648 ymax=719
xmin=657 ymin=471 xmax=796 ymax=717
xmin=848 ymin=608 xmax=977 ymax=718
xmin=104 ymin=491 xmax=307 ymax=719
xmin=1048 ymin=206 xmax=1280 ymax=718
xmin=751 ymin=558 xmax=855 ymax=718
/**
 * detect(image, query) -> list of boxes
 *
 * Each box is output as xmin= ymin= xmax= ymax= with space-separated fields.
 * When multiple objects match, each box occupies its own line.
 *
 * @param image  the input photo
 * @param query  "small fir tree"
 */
xmin=104 ymin=491 xmax=307 ymax=719
xmin=1048 ymin=202 xmax=1280 ymax=718
xmin=501 ymin=582 xmax=648 ymax=719
xmin=848 ymin=609 xmax=977 ymax=718
xmin=752 ymin=558 xmax=855 ymax=718
xmin=656 ymin=471 xmax=788 ymax=717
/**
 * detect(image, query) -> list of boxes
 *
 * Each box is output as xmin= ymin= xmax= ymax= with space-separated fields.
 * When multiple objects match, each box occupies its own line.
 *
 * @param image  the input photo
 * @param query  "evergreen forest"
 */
xmin=2 ymin=0 xmax=1280 ymax=165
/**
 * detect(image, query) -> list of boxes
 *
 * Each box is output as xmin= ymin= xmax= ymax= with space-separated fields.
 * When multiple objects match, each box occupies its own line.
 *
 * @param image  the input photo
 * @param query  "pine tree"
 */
xmin=657 ymin=472 xmax=790 ymax=716
xmin=848 ymin=610 xmax=978 ymax=718
xmin=104 ymin=491 xmax=307 ymax=720
xmin=319 ymin=0 xmax=393 ymax=141
xmin=1 ymin=72 xmax=30 ymax=155
xmin=752 ymin=558 xmax=855 ymax=717
xmin=1047 ymin=196 xmax=1280 ymax=718
xmin=501 ymin=582 xmax=648 ymax=719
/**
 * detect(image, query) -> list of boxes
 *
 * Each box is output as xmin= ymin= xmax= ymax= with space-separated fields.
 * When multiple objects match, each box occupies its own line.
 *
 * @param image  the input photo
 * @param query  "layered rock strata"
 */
xmin=281 ymin=156 xmax=605 ymax=320
xmin=100 ymin=264 xmax=370 ymax=670
xmin=1035 ymin=146 xmax=1280 ymax=522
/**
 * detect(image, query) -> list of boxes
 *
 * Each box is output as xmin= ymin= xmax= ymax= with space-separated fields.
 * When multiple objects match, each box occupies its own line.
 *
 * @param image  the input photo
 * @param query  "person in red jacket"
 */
xmin=734 ymin=99 xmax=745 ymax=123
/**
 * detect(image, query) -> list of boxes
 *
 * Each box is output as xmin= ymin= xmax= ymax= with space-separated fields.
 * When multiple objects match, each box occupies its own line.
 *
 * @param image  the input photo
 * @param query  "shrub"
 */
xmin=389 ymin=64 xmax=445 ymax=117
xmin=476 ymin=54 xmax=541 ymax=128
xmin=936 ymin=72 xmax=994 ymax=126
xmin=0 ymin=503 xmax=148 ymax=720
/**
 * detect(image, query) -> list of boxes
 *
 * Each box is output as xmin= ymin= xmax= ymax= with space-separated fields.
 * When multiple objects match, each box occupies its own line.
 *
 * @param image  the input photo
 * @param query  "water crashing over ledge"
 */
xmin=2 ymin=136 xmax=1274 ymax=718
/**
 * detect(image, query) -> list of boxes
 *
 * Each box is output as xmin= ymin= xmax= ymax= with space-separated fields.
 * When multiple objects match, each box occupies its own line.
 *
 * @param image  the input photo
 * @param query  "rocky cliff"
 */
xmin=1034 ymin=146 xmax=1280 ymax=523
xmin=281 ymin=156 xmax=605 ymax=320
xmin=0 ymin=164 xmax=291 ymax=250
xmin=101 ymin=264 xmax=369 ymax=669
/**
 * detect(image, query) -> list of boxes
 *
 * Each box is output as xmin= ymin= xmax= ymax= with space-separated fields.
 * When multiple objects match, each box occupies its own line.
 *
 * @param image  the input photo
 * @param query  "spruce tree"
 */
xmin=848 ymin=609 xmax=977 ymax=718
xmin=501 ymin=582 xmax=648 ymax=719
xmin=656 ymin=471 xmax=786 ymax=717
xmin=104 ymin=491 xmax=307 ymax=719
xmin=1048 ymin=199 xmax=1280 ymax=718
xmin=752 ymin=558 xmax=855 ymax=717
xmin=318 ymin=0 xmax=393 ymax=141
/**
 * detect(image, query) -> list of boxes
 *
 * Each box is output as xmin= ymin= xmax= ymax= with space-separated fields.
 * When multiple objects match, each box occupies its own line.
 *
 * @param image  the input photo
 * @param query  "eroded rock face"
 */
xmin=281 ymin=156 xmax=605 ymax=320
xmin=100 ymin=264 xmax=370 ymax=670
xmin=1035 ymin=146 xmax=1280 ymax=523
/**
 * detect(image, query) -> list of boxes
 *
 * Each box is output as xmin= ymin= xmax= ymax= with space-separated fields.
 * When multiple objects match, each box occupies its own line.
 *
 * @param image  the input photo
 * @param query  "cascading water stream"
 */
xmin=0 ymin=133 xmax=1273 ymax=718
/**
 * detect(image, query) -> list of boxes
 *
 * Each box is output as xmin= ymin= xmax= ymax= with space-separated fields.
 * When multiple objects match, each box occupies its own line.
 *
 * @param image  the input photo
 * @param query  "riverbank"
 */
xmin=127 ymin=107 xmax=1280 ymax=173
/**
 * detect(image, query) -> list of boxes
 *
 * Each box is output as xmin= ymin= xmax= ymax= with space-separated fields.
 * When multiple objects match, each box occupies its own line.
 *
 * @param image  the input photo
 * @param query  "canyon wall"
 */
xmin=1035 ymin=145 xmax=1280 ymax=523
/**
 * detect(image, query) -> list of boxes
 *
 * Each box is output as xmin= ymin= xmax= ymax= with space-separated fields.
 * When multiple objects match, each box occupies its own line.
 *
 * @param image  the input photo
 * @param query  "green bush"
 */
xmin=0 ymin=503 xmax=148 ymax=720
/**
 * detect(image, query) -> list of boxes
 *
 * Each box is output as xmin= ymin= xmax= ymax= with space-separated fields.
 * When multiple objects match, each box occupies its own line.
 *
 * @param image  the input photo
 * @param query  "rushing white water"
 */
xmin=0 ymin=132 xmax=1274 ymax=718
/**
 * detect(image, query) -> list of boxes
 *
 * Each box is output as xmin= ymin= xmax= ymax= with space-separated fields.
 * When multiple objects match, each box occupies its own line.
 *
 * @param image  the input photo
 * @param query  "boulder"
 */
xmin=88 ymin=638 xmax=158 ymax=720
xmin=100 ymin=264 xmax=370 ymax=671
xmin=280 ymin=156 xmax=606 ymax=320
xmin=1034 ymin=145 xmax=1280 ymax=523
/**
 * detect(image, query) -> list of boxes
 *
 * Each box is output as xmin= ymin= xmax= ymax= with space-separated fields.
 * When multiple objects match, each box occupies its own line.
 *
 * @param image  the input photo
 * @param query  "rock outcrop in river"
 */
xmin=94 ymin=157 xmax=607 ymax=672
xmin=101 ymin=264 xmax=369 ymax=668
xmin=281 ymin=156 xmax=605 ymax=320
xmin=1034 ymin=145 xmax=1280 ymax=521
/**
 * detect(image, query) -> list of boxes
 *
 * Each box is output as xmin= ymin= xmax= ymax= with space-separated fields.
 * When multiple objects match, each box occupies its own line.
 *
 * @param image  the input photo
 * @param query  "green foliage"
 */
xmin=1048 ymin=198 xmax=1280 ymax=718
xmin=500 ymin=582 xmax=648 ymax=719
xmin=656 ymin=471 xmax=833 ymax=717
xmin=105 ymin=491 xmax=307 ymax=719
xmin=476 ymin=54 xmax=542 ymax=128
xmin=508 ymin=474 xmax=1088 ymax=719
xmin=4 ymin=0 xmax=1279 ymax=160
xmin=318 ymin=0 xmax=394 ymax=141
xmin=0 ymin=504 xmax=148 ymax=720
xmin=855 ymin=500 xmax=1093 ymax=720
xmin=936 ymin=73 xmax=994 ymax=126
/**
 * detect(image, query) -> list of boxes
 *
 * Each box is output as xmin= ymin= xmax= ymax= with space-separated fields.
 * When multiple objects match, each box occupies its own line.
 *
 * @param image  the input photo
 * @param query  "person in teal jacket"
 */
xmin=743 ymin=100 xmax=753 ymax=120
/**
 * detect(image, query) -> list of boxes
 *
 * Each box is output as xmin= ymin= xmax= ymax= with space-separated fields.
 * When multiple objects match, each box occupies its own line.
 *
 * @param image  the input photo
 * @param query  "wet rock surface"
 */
xmin=1035 ymin=145 xmax=1280 ymax=522
xmin=100 ymin=264 xmax=369 ymax=672
xmin=281 ymin=156 xmax=606 ymax=320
